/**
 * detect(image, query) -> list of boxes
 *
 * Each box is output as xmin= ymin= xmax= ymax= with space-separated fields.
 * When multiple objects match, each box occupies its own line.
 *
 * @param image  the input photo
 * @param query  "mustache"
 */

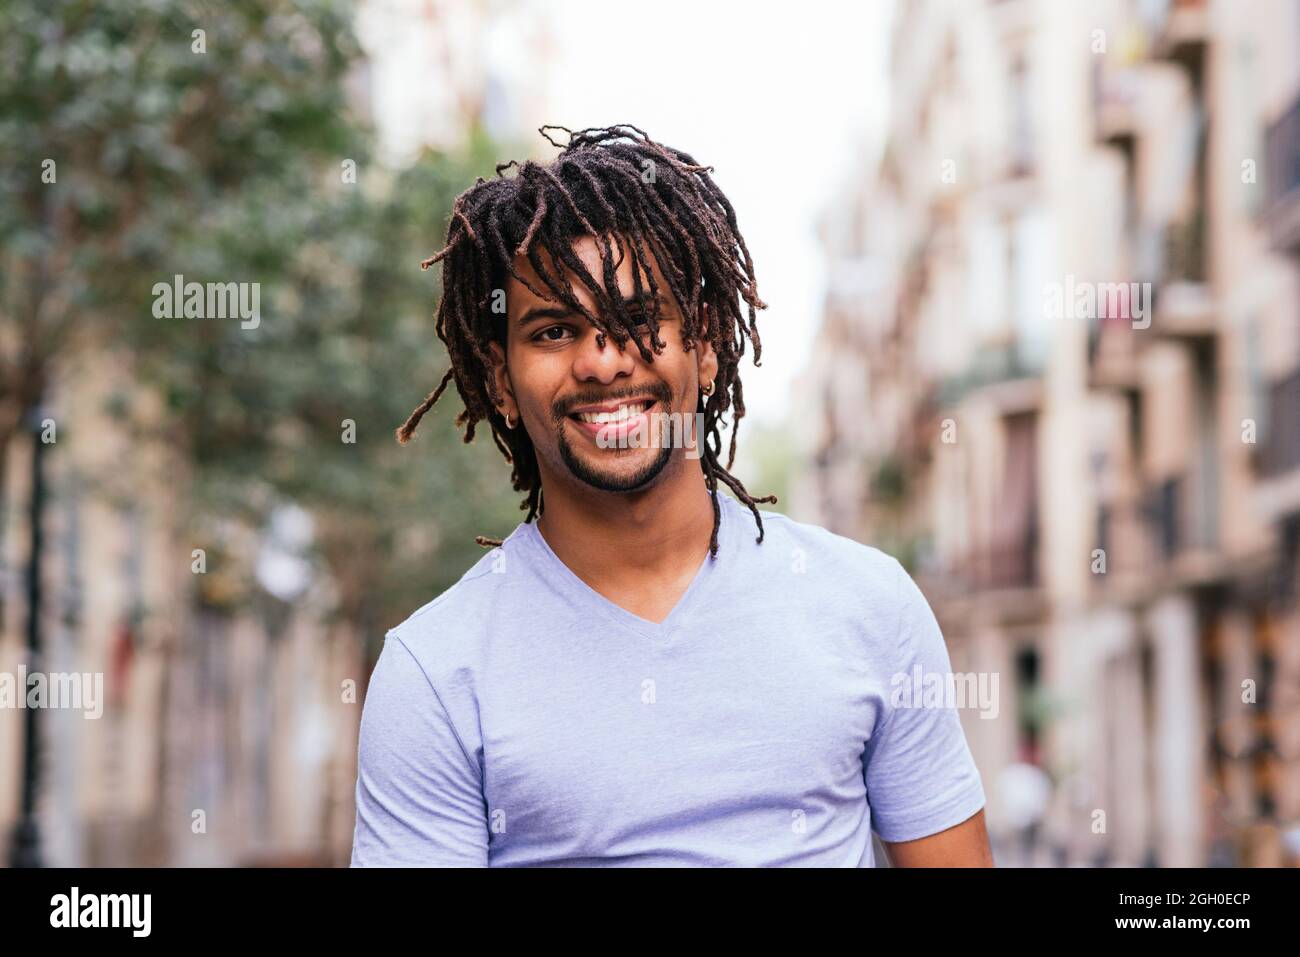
xmin=552 ymin=382 xmax=674 ymax=420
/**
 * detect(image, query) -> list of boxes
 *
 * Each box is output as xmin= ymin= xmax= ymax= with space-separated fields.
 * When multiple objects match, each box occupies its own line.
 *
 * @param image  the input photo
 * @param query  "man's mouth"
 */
xmin=566 ymin=398 xmax=658 ymax=441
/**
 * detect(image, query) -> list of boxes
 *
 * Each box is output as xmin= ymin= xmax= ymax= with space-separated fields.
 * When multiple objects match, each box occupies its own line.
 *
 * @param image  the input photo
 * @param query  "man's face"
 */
xmin=489 ymin=234 xmax=718 ymax=494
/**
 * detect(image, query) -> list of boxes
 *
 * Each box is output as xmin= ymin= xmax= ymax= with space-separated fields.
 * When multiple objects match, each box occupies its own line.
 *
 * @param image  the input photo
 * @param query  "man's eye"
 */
xmin=534 ymin=325 xmax=572 ymax=342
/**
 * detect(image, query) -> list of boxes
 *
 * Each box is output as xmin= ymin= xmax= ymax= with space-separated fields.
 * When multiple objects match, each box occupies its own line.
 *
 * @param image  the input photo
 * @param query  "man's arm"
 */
xmin=863 ymin=560 xmax=990 ymax=858
xmin=351 ymin=635 xmax=489 ymax=867
xmin=880 ymin=808 xmax=994 ymax=867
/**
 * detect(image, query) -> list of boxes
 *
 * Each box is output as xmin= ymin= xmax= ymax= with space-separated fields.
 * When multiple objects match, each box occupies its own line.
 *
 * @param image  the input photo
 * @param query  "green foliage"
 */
xmin=868 ymin=454 xmax=908 ymax=506
xmin=0 ymin=0 xmax=362 ymax=397
xmin=740 ymin=420 xmax=793 ymax=515
xmin=0 ymin=1 xmax=527 ymax=642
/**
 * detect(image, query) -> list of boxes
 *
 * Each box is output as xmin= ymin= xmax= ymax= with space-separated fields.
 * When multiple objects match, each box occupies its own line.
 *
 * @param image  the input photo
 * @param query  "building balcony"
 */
xmin=1092 ymin=60 xmax=1143 ymax=149
xmin=1151 ymin=280 xmax=1215 ymax=340
xmin=1145 ymin=475 xmax=1185 ymax=561
xmin=1253 ymin=369 xmax=1300 ymax=521
xmin=1146 ymin=0 xmax=1208 ymax=74
xmin=1088 ymin=315 xmax=1142 ymax=393
xmin=1143 ymin=212 xmax=1216 ymax=340
xmin=1094 ymin=498 xmax=1158 ymax=602
xmin=980 ymin=536 xmax=1039 ymax=591
xmin=1265 ymin=92 xmax=1300 ymax=254
xmin=926 ymin=539 xmax=1045 ymax=628
xmin=1092 ymin=481 xmax=1221 ymax=601
xmin=1140 ymin=473 xmax=1223 ymax=588
xmin=1259 ymin=370 xmax=1300 ymax=478
xmin=936 ymin=339 xmax=1044 ymax=409
xmin=1096 ymin=500 xmax=1141 ymax=559
xmin=1086 ymin=267 xmax=1153 ymax=390
xmin=1160 ymin=212 xmax=1207 ymax=283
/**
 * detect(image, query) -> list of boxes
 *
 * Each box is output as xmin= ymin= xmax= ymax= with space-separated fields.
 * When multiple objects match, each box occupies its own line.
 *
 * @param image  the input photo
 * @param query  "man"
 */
xmin=350 ymin=125 xmax=992 ymax=867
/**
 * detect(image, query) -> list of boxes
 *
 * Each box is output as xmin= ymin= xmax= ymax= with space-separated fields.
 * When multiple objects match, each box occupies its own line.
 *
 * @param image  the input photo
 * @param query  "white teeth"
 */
xmin=576 ymin=402 xmax=648 ymax=424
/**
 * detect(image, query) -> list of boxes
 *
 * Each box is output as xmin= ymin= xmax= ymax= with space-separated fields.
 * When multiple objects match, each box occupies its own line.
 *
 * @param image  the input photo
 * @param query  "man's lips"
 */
xmin=565 ymin=397 xmax=659 ymax=441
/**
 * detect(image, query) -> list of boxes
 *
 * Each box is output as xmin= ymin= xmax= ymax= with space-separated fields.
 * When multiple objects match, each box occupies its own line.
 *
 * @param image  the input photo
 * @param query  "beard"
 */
xmin=551 ymin=379 xmax=679 ymax=492
xmin=556 ymin=429 xmax=676 ymax=492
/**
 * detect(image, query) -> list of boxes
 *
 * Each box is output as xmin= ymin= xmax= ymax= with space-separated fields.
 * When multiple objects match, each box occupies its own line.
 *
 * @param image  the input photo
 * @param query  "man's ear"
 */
xmin=487 ymin=341 xmax=518 ymax=421
xmin=696 ymin=303 xmax=719 ymax=392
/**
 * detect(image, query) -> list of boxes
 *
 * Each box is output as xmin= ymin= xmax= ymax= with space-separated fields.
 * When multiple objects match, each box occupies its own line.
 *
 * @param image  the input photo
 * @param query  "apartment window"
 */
xmin=1261 ymin=368 xmax=1300 ymax=476
xmin=1015 ymin=645 xmax=1042 ymax=765
xmin=1191 ymin=343 xmax=1219 ymax=549
xmin=989 ymin=412 xmax=1039 ymax=588
xmin=1009 ymin=54 xmax=1035 ymax=173
xmin=1013 ymin=210 xmax=1052 ymax=367
xmin=1147 ymin=476 xmax=1181 ymax=559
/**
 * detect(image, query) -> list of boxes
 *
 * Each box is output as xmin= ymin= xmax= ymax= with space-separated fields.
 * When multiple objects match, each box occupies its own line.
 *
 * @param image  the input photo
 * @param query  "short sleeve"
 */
xmin=863 ymin=561 xmax=987 ymax=843
xmin=350 ymin=635 xmax=489 ymax=866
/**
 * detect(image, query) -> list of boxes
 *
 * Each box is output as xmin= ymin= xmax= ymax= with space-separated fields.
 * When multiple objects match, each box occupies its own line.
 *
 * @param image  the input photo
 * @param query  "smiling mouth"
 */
xmin=566 ymin=398 xmax=659 ymax=439
xmin=569 ymin=399 xmax=655 ymax=424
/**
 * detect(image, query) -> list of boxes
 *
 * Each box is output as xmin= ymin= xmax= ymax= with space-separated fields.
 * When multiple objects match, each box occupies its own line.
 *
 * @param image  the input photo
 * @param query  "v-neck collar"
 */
xmin=517 ymin=491 xmax=734 ymax=643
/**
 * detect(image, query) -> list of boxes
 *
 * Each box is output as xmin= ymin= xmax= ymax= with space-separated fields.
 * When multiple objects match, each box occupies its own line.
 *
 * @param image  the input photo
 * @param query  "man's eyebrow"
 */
xmin=516 ymin=305 xmax=572 ymax=328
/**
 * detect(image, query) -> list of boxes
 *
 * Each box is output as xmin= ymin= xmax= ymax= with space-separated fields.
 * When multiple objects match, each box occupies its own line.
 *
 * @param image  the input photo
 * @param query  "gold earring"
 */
xmin=702 ymin=379 xmax=715 ymax=396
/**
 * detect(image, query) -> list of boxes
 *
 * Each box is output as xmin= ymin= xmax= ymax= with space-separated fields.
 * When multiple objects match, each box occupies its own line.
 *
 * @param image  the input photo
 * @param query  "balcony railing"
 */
xmin=1265 ymin=93 xmax=1300 ymax=251
xmin=940 ymin=536 xmax=1040 ymax=595
xmin=936 ymin=340 xmax=1044 ymax=406
xmin=1140 ymin=469 xmax=1221 ymax=564
xmin=1096 ymin=499 xmax=1155 ymax=578
xmin=1145 ymin=477 xmax=1183 ymax=561
xmin=1259 ymin=369 xmax=1300 ymax=477
xmin=983 ymin=533 xmax=1039 ymax=590
xmin=1162 ymin=210 xmax=1206 ymax=283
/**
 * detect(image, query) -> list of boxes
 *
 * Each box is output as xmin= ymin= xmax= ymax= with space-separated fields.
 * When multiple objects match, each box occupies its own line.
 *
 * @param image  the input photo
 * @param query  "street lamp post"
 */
xmin=9 ymin=406 xmax=49 ymax=867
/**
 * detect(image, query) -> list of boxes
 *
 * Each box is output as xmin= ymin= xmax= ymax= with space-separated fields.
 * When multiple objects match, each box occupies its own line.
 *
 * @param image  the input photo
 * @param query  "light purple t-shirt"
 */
xmin=350 ymin=491 xmax=986 ymax=866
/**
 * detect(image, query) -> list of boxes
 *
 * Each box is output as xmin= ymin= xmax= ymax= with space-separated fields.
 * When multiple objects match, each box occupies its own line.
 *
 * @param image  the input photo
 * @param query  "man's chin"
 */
xmin=558 ymin=442 xmax=674 ymax=494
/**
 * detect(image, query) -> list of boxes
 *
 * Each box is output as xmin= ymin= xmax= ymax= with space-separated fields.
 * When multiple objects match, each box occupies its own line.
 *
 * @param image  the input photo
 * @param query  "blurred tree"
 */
xmin=135 ymin=132 xmax=527 ymax=650
xmin=0 ymin=0 xmax=360 ymax=441
xmin=0 ymin=0 xmax=523 ymax=649
xmin=0 ymin=0 xmax=361 ymax=634
xmin=0 ymin=0 xmax=536 ymax=866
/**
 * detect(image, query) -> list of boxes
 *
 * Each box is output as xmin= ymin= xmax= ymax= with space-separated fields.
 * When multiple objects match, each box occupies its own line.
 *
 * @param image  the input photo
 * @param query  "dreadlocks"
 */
xmin=396 ymin=124 xmax=776 ymax=557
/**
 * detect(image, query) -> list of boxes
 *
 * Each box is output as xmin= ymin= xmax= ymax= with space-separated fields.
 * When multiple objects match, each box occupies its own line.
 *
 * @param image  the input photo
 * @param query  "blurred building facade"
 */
xmin=0 ymin=336 xmax=363 ymax=867
xmin=0 ymin=37 xmax=385 ymax=871
xmin=795 ymin=0 xmax=1300 ymax=866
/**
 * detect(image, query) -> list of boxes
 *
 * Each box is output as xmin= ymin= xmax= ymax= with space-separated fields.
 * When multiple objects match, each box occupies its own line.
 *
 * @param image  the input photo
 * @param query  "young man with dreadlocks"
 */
xmin=350 ymin=126 xmax=991 ymax=867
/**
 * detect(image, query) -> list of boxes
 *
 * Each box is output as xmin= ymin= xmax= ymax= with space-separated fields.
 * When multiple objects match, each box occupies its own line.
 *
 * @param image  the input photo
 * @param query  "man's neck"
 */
xmin=534 ymin=461 xmax=717 ymax=610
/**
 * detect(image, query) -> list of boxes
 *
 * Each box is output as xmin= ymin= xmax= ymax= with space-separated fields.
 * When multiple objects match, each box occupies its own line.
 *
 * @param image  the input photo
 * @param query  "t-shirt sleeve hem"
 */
xmin=871 ymin=781 xmax=987 ymax=844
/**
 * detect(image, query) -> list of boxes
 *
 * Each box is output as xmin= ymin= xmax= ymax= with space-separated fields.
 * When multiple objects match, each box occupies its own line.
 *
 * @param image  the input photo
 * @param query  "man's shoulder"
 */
xmin=733 ymin=499 xmax=905 ymax=589
xmin=384 ymin=522 xmax=533 ymax=660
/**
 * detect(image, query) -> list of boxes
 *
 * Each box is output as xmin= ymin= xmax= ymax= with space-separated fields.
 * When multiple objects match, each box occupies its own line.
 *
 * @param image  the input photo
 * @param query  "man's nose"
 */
xmin=571 ymin=325 xmax=635 ymax=384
